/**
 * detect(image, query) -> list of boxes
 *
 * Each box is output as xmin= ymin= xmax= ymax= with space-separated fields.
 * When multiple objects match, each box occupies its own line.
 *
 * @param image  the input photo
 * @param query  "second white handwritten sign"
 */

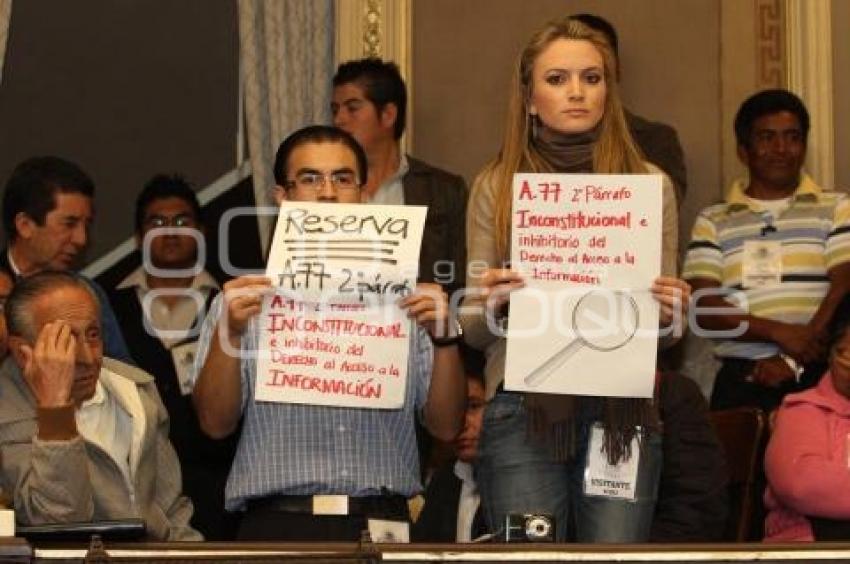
xmin=504 ymin=173 xmax=662 ymax=398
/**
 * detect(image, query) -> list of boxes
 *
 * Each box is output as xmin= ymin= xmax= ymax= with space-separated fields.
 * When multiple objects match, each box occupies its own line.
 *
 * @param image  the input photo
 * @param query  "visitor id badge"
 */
xmin=171 ymin=341 xmax=199 ymax=396
xmin=583 ymin=424 xmax=640 ymax=501
xmin=742 ymin=240 xmax=782 ymax=288
xmin=367 ymin=519 xmax=410 ymax=543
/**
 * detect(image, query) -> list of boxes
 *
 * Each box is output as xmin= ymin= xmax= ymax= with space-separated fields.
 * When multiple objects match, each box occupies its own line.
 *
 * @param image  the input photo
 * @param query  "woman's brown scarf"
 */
xmin=525 ymin=124 xmax=658 ymax=464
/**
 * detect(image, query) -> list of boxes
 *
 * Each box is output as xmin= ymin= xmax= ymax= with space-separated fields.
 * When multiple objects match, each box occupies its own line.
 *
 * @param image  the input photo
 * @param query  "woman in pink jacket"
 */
xmin=764 ymin=317 xmax=850 ymax=541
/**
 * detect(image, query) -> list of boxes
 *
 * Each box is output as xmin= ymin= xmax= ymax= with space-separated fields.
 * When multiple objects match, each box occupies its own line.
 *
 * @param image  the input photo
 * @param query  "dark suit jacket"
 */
xmin=651 ymin=372 xmax=729 ymax=542
xmin=402 ymin=157 xmax=468 ymax=295
xmin=412 ymin=463 xmax=464 ymax=542
xmin=626 ymin=111 xmax=687 ymax=205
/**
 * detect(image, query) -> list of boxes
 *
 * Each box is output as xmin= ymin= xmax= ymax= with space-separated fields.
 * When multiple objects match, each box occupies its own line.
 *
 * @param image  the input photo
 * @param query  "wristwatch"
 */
xmin=430 ymin=319 xmax=463 ymax=348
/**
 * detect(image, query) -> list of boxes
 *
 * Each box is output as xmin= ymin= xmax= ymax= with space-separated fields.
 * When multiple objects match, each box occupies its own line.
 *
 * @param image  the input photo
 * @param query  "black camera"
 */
xmin=504 ymin=513 xmax=555 ymax=542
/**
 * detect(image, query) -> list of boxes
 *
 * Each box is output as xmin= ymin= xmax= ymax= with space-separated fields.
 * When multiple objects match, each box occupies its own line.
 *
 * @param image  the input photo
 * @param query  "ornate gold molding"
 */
xmin=334 ymin=0 xmax=413 ymax=150
xmin=0 ymin=0 xmax=11 ymax=86
xmin=720 ymin=0 xmax=760 ymax=192
xmin=363 ymin=0 xmax=381 ymax=57
xmin=755 ymin=0 xmax=785 ymax=89
xmin=785 ymin=0 xmax=834 ymax=188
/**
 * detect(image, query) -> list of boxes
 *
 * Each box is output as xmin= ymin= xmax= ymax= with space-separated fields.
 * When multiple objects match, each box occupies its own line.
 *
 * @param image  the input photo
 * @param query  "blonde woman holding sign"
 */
xmin=460 ymin=18 xmax=690 ymax=542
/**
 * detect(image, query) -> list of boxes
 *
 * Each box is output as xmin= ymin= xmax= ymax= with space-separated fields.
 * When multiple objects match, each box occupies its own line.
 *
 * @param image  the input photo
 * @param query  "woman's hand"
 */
xmin=479 ymin=268 xmax=525 ymax=311
xmin=651 ymin=276 xmax=691 ymax=331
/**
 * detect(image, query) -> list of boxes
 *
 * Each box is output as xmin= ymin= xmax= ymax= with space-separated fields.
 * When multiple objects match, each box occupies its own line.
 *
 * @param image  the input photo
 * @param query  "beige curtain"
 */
xmin=238 ymin=0 xmax=334 ymax=253
xmin=0 ymin=0 xmax=11 ymax=86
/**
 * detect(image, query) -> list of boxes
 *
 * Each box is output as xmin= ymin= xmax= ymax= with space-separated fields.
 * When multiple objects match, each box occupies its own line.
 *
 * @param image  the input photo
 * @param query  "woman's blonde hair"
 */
xmin=482 ymin=17 xmax=647 ymax=258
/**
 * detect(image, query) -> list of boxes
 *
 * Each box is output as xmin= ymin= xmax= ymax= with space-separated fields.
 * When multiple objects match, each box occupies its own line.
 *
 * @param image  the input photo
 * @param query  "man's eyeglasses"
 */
xmin=144 ymin=214 xmax=197 ymax=228
xmin=285 ymin=171 xmax=360 ymax=192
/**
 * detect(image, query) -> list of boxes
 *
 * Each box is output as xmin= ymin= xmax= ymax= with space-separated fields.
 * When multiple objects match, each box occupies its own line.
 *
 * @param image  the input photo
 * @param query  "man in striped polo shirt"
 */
xmin=683 ymin=89 xmax=850 ymax=412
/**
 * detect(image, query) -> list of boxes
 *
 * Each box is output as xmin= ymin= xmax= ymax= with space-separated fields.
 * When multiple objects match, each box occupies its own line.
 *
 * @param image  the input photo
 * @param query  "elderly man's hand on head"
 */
xmin=7 ymin=274 xmax=103 ymax=408
xmin=18 ymin=321 xmax=77 ymax=408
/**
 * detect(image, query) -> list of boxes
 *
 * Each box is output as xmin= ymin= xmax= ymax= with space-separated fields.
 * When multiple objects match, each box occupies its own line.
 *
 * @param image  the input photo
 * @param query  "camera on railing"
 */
xmin=504 ymin=513 xmax=555 ymax=543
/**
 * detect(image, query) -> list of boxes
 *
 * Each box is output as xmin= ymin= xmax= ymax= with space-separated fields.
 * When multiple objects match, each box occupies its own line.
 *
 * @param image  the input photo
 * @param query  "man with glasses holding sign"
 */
xmin=191 ymin=126 xmax=465 ymax=541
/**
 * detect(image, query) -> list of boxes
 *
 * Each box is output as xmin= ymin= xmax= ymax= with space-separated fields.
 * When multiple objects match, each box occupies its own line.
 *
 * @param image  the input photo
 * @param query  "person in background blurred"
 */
xmin=331 ymin=58 xmax=468 ymax=295
xmin=413 ymin=373 xmax=487 ymax=542
xmin=108 ymin=175 xmax=238 ymax=540
xmin=0 ymin=156 xmax=133 ymax=363
xmin=0 ymin=270 xmax=13 ymax=359
xmin=764 ymin=297 xmax=850 ymax=541
xmin=569 ymin=13 xmax=687 ymax=203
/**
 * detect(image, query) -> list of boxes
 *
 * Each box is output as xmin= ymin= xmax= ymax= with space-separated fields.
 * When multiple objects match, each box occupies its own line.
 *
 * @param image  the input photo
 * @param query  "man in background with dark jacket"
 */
xmin=413 ymin=373 xmax=487 ymax=542
xmin=331 ymin=58 xmax=468 ymax=295
xmin=571 ymin=13 xmax=688 ymax=205
xmin=652 ymin=372 xmax=729 ymax=541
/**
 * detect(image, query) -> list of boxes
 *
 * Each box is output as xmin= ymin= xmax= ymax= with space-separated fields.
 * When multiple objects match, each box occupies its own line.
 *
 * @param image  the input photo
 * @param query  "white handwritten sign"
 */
xmin=257 ymin=202 xmax=427 ymax=408
xmin=503 ymin=173 xmax=662 ymax=398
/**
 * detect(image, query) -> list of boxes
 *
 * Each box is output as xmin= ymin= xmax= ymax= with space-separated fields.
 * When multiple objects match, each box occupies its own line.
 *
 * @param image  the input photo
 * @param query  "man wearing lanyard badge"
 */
xmin=190 ymin=126 xmax=465 ymax=541
xmin=683 ymin=89 xmax=850 ymax=412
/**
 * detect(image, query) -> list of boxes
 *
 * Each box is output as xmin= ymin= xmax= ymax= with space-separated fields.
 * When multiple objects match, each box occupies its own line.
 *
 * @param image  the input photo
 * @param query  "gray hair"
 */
xmin=5 ymin=271 xmax=99 ymax=341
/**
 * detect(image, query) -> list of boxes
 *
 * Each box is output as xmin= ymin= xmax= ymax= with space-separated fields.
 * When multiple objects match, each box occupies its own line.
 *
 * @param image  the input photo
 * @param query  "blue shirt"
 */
xmin=85 ymin=277 xmax=135 ymax=365
xmin=191 ymin=295 xmax=433 ymax=511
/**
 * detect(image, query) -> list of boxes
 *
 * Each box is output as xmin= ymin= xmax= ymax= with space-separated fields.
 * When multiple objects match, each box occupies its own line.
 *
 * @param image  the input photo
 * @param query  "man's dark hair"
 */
xmin=273 ymin=126 xmax=368 ymax=188
xmin=333 ymin=58 xmax=407 ymax=140
xmin=134 ymin=174 xmax=202 ymax=233
xmin=570 ymin=13 xmax=619 ymax=58
xmin=2 ymin=156 xmax=95 ymax=241
xmin=734 ymin=89 xmax=810 ymax=147
xmin=5 ymin=270 xmax=97 ymax=341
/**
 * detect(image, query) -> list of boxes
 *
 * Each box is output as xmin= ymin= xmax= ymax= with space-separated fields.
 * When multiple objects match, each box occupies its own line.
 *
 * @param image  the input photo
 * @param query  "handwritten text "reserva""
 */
xmin=281 ymin=208 xmax=410 ymax=238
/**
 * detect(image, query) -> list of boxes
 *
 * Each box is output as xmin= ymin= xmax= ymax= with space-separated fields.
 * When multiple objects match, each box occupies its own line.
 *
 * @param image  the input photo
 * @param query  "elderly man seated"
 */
xmin=0 ymin=271 xmax=200 ymax=540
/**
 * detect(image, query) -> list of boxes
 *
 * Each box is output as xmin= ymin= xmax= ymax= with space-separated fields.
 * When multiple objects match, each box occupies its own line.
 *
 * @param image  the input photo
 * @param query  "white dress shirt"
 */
xmin=76 ymin=367 xmax=146 ymax=503
xmin=454 ymin=460 xmax=481 ymax=542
